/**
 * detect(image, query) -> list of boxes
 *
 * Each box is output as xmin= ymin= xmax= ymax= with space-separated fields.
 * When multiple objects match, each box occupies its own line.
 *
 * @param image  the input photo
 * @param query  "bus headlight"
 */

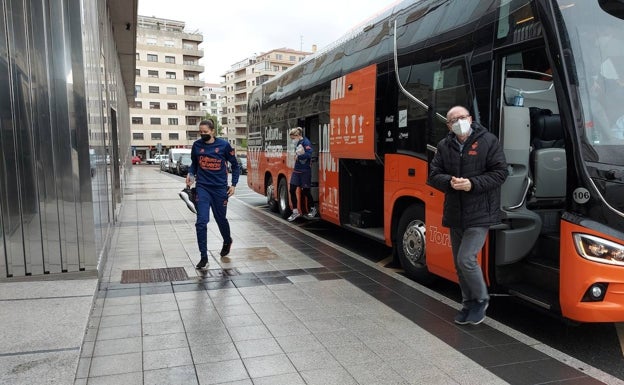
xmin=573 ymin=233 xmax=624 ymax=266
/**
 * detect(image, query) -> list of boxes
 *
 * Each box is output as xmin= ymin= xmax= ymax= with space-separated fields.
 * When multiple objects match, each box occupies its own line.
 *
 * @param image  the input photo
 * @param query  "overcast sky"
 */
xmin=138 ymin=0 xmax=401 ymax=83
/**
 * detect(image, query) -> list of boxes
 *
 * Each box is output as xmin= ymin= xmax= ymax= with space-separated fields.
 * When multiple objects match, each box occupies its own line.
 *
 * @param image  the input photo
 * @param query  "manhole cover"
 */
xmin=121 ymin=267 xmax=189 ymax=284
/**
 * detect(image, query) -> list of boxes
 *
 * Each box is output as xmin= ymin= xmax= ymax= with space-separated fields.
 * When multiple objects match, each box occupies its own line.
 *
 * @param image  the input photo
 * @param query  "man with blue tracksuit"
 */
xmin=186 ymin=119 xmax=240 ymax=269
xmin=287 ymin=127 xmax=316 ymax=221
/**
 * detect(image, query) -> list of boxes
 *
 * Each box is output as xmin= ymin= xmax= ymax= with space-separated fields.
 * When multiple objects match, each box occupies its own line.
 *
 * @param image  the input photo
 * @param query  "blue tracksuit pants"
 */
xmin=195 ymin=184 xmax=231 ymax=258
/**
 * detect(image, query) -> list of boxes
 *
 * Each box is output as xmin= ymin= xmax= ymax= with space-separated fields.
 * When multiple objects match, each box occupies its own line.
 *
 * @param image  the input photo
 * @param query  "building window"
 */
xmin=167 ymin=103 xmax=178 ymax=110
xmin=149 ymin=102 xmax=160 ymax=109
xmin=135 ymin=85 xmax=141 ymax=94
xmin=133 ymin=101 xmax=142 ymax=109
xmin=166 ymin=71 xmax=176 ymax=79
xmin=148 ymin=70 xmax=158 ymax=78
xmin=186 ymin=104 xmax=197 ymax=111
xmin=168 ymin=118 xmax=178 ymax=125
xmin=169 ymin=133 xmax=179 ymax=140
xmin=166 ymin=87 xmax=177 ymax=95
xmin=164 ymin=40 xmax=174 ymax=47
xmin=289 ymin=55 xmax=296 ymax=61
xmin=132 ymin=133 xmax=144 ymax=140
xmin=151 ymin=133 xmax=162 ymax=140
xmin=135 ymin=69 xmax=140 ymax=76
xmin=131 ymin=117 xmax=143 ymax=124
xmin=146 ymin=37 xmax=157 ymax=45
xmin=187 ymin=117 xmax=199 ymax=125
xmin=149 ymin=86 xmax=159 ymax=94
xmin=165 ymin=56 xmax=175 ymax=64
xmin=276 ymin=54 xmax=283 ymax=60
xmin=150 ymin=117 xmax=161 ymax=125
xmin=187 ymin=132 xmax=198 ymax=140
xmin=147 ymin=54 xmax=158 ymax=62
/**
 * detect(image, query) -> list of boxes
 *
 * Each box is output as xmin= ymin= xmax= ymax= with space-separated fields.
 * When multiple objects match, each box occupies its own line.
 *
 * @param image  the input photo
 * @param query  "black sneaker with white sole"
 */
xmin=179 ymin=187 xmax=197 ymax=214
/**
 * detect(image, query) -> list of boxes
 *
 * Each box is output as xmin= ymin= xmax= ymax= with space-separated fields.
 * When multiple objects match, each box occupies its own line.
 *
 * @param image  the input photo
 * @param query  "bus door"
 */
xmin=495 ymin=45 xmax=566 ymax=301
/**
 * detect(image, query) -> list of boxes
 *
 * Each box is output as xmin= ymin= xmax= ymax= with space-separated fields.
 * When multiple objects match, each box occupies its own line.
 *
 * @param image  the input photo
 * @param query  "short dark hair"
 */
xmin=199 ymin=119 xmax=214 ymax=129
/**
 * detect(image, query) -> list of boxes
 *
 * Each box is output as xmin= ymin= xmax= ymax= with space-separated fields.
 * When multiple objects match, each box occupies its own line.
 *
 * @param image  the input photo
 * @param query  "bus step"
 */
xmin=507 ymin=283 xmax=559 ymax=311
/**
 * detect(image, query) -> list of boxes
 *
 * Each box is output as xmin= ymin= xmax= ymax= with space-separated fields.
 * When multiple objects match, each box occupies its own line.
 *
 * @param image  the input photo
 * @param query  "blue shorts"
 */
xmin=290 ymin=170 xmax=311 ymax=188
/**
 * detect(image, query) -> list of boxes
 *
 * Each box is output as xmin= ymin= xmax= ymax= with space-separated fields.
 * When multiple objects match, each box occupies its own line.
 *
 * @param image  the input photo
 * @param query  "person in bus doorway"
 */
xmin=186 ymin=119 xmax=240 ymax=269
xmin=287 ymin=127 xmax=317 ymax=221
xmin=428 ymin=106 xmax=508 ymax=325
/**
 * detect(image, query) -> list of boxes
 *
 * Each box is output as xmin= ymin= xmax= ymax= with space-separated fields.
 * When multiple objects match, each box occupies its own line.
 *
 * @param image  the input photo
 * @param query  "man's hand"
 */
xmin=450 ymin=176 xmax=472 ymax=191
xmin=227 ymin=186 xmax=236 ymax=197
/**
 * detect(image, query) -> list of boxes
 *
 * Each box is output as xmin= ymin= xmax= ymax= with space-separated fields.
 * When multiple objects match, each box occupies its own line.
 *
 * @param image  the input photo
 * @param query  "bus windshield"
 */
xmin=558 ymin=1 xmax=624 ymax=166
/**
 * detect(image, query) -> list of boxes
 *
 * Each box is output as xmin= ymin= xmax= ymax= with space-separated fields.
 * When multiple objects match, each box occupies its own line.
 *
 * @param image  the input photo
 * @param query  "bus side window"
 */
xmin=396 ymin=60 xmax=440 ymax=157
xmin=429 ymin=59 xmax=473 ymax=146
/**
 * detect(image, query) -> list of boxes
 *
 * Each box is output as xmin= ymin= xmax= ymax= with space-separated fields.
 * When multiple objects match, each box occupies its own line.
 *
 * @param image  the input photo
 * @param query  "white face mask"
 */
xmin=451 ymin=119 xmax=471 ymax=136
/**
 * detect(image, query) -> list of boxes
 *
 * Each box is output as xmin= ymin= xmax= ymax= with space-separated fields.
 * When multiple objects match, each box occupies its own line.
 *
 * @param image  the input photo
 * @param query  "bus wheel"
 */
xmin=266 ymin=176 xmax=278 ymax=212
xmin=396 ymin=205 xmax=434 ymax=284
xmin=278 ymin=177 xmax=292 ymax=219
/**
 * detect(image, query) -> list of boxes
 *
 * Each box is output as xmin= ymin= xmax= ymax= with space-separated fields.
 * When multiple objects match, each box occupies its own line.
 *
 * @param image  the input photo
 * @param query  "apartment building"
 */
xmin=201 ymin=83 xmax=225 ymax=132
xmin=132 ymin=16 xmax=204 ymax=159
xmin=221 ymin=47 xmax=313 ymax=153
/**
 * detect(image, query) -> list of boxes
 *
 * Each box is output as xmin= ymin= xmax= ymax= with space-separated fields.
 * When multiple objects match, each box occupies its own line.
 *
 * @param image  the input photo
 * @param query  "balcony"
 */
xmin=182 ymin=62 xmax=203 ymax=72
xmin=182 ymin=48 xmax=204 ymax=58
xmin=181 ymin=32 xmax=203 ymax=42
xmin=182 ymin=78 xmax=205 ymax=87
xmin=183 ymin=94 xmax=204 ymax=102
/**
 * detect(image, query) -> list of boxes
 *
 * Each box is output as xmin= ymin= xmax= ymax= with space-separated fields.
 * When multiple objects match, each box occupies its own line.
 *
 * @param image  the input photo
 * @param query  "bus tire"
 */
xmin=396 ymin=204 xmax=435 ymax=285
xmin=278 ymin=177 xmax=292 ymax=219
xmin=266 ymin=176 xmax=278 ymax=212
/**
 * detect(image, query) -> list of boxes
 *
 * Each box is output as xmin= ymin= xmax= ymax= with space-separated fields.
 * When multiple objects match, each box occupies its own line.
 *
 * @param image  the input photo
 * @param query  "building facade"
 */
xmin=221 ymin=48 xmax=312 ymax=153
xmin=132 ymin=16 xmax=204 ymax=159
xmin=201 ymin=83 xmax=225 ymax=133
xmin=0 ymin=0 xmax=137 ymax=278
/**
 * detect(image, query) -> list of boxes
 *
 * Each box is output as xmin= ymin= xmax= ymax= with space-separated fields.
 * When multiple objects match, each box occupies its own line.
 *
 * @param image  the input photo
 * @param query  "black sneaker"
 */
xmin=195 ymin=258 xmax=208 ymax=269
xmin=465 ymin=300 xmax=489 ymax=325
xmin=179 ymin=187 xmax=197 ymax=214
xmin=454 ymin=307 xmax=471 ymax=325
xmin=220 ymin=241 xmax=232 ymax=257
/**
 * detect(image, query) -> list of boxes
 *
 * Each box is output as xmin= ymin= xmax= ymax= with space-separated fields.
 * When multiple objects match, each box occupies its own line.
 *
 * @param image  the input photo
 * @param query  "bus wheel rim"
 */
xmin=402 ymin=220 xmax=426 ymax=265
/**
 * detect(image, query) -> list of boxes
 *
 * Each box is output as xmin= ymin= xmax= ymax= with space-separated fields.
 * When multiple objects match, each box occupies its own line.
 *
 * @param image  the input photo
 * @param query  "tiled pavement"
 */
xmin=68 ymin=167 xmax=620 ymax=385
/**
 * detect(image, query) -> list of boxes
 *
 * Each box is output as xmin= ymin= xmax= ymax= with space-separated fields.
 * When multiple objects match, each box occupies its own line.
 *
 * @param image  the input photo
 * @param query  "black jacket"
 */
xmin=428 ymin=122 xmax=508 ymax=229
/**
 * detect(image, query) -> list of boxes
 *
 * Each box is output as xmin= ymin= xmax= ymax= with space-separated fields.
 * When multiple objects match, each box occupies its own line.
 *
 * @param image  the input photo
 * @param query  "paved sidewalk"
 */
xmin=4 ymin=166 xmax=615 ymax=385
xmin=0 ymin=277 xmax=97 ymax=385
xmin=72 ymin=167 xmax=510 ymax=384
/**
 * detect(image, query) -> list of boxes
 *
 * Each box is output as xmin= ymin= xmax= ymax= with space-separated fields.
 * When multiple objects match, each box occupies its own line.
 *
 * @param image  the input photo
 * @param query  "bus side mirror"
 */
xmin=599 ymin=0 xmax=624 ymax=19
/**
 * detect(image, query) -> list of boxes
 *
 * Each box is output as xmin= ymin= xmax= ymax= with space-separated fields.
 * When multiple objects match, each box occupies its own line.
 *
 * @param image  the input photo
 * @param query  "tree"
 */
xmin=203 ymin=113 xmax=223 ymax=136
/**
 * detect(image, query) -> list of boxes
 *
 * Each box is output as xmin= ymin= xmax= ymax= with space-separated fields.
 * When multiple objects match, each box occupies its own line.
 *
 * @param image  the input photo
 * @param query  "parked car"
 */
xmin=167 ymin=148 xmax=191 ymax=173
xmin=131 ymin=156 xmax=141 ymax=165
xmin=160 ymin=159 xmax=170 ymax=171
xmin=146 ymin=154 xmax=167 ymax=165
xmin=227 ymin=156 xmax=247 ymax=175
xmin=176 ymin=154 xmax=192 ymax=176
xmin=238 ymin=156 xmax=247 ymax=175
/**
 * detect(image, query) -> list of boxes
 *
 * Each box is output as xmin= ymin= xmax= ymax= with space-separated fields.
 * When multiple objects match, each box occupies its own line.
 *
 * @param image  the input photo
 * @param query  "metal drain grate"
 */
xmin=121 ymin=267 xmax=189 ymax=284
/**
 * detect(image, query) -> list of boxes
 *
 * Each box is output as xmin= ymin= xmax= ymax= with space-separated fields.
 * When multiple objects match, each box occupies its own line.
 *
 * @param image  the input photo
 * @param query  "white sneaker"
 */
xmin=287 ymin=211 xmax=301 ymax=222
xmin=306 ymin=207 xmax=318 ymax=218
xmin=178 ymin=189 xmax=197 ymax=214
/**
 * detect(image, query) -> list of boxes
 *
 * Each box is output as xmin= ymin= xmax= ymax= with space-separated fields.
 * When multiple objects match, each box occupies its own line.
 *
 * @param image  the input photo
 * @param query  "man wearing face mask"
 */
xmin=187 ymin=119 xmax=240 ymax=268
xmin=428 ymin=106 xmax=508 ymax=325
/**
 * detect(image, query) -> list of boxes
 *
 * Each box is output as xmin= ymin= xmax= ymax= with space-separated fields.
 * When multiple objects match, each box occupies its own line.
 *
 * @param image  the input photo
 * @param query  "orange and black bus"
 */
xmin=247 ymin=0 xmax=624 ymax=323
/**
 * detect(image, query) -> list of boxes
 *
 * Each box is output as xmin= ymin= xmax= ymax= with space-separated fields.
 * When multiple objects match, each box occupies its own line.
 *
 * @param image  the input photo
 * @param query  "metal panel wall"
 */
xmin=0 ymin=0 xmax=132 ymax=278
